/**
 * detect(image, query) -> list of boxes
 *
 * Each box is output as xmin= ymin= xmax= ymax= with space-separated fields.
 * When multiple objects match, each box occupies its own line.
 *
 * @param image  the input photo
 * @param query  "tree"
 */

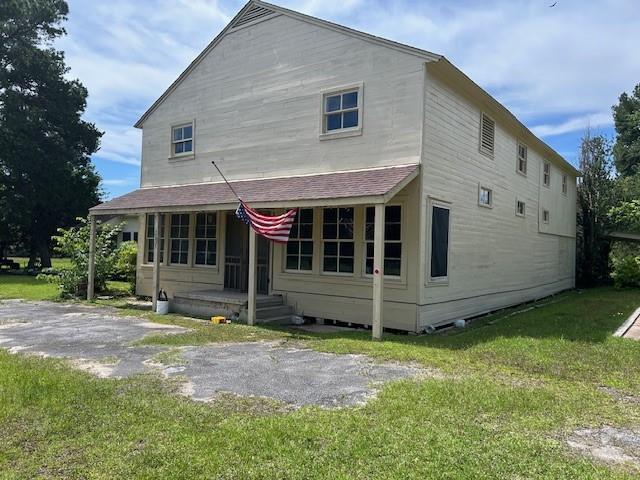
xmin=0 ymin=0 xmax=102 ymax=267
xmin=576 ymin=131 xmax=618 ymax=286
xmin=612 ymin=83 xmax=640 ymax=177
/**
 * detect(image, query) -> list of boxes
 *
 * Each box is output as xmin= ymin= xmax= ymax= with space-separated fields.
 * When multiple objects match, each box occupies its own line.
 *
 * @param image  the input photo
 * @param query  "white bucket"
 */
xmin=156 ymin=300 xmax=170 ymax=315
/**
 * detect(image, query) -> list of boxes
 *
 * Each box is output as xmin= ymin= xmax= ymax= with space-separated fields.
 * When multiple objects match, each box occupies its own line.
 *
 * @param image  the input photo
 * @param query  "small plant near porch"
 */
xmin=40 ymin=218 xmax=123 ymax=297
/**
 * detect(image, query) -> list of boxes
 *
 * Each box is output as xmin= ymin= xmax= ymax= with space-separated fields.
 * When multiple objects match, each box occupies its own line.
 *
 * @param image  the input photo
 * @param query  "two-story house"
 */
xmin=88 ymin=0 xmax=579 ymax=336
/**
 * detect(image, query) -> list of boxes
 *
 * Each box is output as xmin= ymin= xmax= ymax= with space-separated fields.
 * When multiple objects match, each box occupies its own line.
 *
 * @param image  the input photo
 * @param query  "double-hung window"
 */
xmin=146 ymin=214 xmax=165 ymax=263
xmin=322 ymin=88 xmax=360 ymax=134
xmin=286 ymin=208 xmax=314 ymax=271
xmin=543 ymin=162 xmax=551 ymax=187
xmin=172 ymin=123 xmax=193 ymax=156
xmin=322 ymin=207 xmax=354 ymax=274
xmin=194 ymin=213 xmax=217 ymax=266
xmin=364 ymin=205 xmax=402 ymax=277
xmin=517 ymin=143 xmax=527 ymax=175
xmin=516 ymin=200 xmax=526 ymax=217
xmin=562 ymin=174 xmax=568 ymax=195
xmin=170 ymin=214 xmax=190 ymax=264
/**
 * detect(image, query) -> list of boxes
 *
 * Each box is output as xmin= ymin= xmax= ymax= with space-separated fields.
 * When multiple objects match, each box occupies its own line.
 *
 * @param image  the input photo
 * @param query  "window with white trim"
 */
xmin=479 ymin=113 xmax=495 ymax=156
xmin=517 ymin=143 xmax=527 ymax=175
xmin=172 ymin=123 xmax=193 ymax=156
xmin=194 ymin=213 xmax=217 ymax=266
xmin=170 ymin=214 xmax=190 ymax=264
xmin=286 ymin=208 xmax=313 ymax=271
xmin=322 ymin=89 xmax=360 ymax=133
xmin=430 ymin=204 xmax=450 ymax=280
xmin=478 ymin=185 xmax=493 ymax=208
xmin=543 ymin=162 xmax=551 ymax=187
xmin=364 ymin=205 xmax=402 ymax=277
xmin=322 ymin=207 xmax=354 ymax=274
xmin=146 ymin=214 xmax=165 ymax=263
xmin=516 ymin=200 xmax=526 ymax=217
xmin=562 ymin=174 xmax=568 ymax=195
xmin=542 ymin=209 xmax=550 ymax=224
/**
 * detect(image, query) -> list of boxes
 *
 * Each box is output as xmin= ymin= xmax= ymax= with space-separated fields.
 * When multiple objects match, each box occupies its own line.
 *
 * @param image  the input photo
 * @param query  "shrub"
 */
xmin=42 ymin=218 xmax=122 ymax=297
xmin=610 ymin=242 xmax=640 ymax=288
xmin=114 ymin=241 xmax=138 ymax=293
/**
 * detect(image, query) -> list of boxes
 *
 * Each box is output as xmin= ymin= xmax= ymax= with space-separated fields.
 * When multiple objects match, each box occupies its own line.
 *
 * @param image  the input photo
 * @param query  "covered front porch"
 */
xmin=87 ymin=164 xmax=419 ymax=338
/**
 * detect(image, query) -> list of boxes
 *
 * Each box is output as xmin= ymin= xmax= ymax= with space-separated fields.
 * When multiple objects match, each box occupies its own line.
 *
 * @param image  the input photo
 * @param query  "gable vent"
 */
xmin=480 ymin=113 xmax=496 ymax=156
xmin=231 ymin=4 xmax=276 ymax=29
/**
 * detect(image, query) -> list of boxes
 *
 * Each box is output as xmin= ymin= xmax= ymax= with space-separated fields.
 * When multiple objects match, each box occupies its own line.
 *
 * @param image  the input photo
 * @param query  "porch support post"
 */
xmin=87 ymin=215 xmax=97 ymax=300
xmin=372 ymin=203 xmax=385 ymax=340
xmin=152 ymin=213 xmax=161 ymax=312
xmin=247 ymin=226 xmax=257 ymax=325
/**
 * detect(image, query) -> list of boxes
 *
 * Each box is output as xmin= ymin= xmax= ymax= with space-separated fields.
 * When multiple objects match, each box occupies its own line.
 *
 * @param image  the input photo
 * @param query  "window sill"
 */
xmin=319 ymin=128 xmax=362 ymax=141
xmin=168 ymin=153 xmax=195 ymax=162
xmin=427 ymin=278 xmax=449 ymax=287
xmin=516 ymin=169 xmax=527 ymax=178
xmin=478 ymin=203 xmax=493 ymax=209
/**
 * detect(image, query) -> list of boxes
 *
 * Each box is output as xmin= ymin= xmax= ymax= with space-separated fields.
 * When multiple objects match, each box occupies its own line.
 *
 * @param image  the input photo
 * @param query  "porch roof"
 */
xmin=90 ymin=164 xmax=419 ymax=215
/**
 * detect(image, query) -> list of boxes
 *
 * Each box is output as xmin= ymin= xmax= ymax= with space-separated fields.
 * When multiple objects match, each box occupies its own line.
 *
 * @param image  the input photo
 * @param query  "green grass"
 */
xmin=1 ymin=286 xmax=640 ymax=478
xmin=6 ymin=256 xmax=72 ymax=270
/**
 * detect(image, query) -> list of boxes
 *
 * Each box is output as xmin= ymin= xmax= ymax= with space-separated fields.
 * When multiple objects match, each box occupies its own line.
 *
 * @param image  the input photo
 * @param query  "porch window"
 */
xmin=194 ymin=213 xmax=217 ymax=266
xmin=170 ymin=214 xmax=190 ymax=264
xmin=172 ymin=123 xmax=193 ymax=156
xmin=430 ymin=204 xmax=450 ymax=281
xmin=322 ymin=207 xmax=354 ymax=274
xmin=286 ymin=208 xmax=313 ymax=271
xmin=146 ymin=214 xmax=165 ymax=263
xmin=364 ymin=205 xmax=402 ymax=276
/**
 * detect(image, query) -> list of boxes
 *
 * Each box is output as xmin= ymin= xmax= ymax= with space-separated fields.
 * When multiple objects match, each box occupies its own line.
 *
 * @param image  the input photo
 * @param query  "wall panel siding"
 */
xmin=419 ymin=71 xmax=577 ymax=328
xmin=140 ymin=14 xmax=426 ymax=187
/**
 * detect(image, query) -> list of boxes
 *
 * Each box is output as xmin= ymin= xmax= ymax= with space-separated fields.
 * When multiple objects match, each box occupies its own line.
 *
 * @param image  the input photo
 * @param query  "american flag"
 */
xmin=236 ymin=202 xmax=298 ymax=243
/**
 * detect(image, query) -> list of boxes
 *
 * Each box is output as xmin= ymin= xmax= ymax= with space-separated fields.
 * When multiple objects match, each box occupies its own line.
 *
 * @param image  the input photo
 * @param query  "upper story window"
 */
xmin=517 ymin=143 xmax=527 ymax=175
xmin=478 ymin=185 xmax=493 ymax=208
xmin=172 ymin=123 xmax=193 ymax=156
xmin=562 ymin=174 xmax=568 ymax=195
xmin=543 ymin=162 xmax=551 ymax=187
xmin=542 ymin=209 xmax=550 ymax=224
xmin=286 ymin=208 xmax=314 ymax=272
xmin=321 ymin=85 xmax=362 ymax=138
xmin=516 ymin=200 xmax=526 ymax=217
xmin=479 ymin=113 xmax=495 ymax=157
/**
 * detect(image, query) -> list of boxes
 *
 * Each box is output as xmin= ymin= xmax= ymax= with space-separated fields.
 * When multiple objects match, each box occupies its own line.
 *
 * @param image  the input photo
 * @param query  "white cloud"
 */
xmin=531 ymin=112 xmax=614 ymax=138
xmin=102 ymin=177 xmax=139 ymax=186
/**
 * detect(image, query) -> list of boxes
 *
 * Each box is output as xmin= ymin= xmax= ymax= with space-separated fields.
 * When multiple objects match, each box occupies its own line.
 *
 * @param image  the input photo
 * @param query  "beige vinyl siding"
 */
xmin=139 ymin=13 xmax=426 ymax=188
xmin=418 ymin=69 xmax=576 ymax=328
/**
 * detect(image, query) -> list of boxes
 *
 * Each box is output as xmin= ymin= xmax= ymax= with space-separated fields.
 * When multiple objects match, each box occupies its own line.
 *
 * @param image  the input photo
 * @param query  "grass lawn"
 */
xmin=1 ymin=283 xmax=640 ymax=478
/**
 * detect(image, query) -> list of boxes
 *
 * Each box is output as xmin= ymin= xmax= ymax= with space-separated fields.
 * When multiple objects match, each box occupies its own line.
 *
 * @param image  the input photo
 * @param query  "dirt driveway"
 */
xmin=0 ymin=300 xmax=417 ymax=407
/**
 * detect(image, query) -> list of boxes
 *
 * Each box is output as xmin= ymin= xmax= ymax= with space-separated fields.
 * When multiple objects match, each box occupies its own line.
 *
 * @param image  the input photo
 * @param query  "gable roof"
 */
xmin=133 ymin=0 xmax=441 ymax=128
xmin=132 ymin=0 xmax=578 ymax=176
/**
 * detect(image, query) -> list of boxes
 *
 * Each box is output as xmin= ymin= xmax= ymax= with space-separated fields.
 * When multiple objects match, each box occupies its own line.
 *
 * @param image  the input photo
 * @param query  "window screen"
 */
xmin=430 ymin=206 xmax=450 ymax=279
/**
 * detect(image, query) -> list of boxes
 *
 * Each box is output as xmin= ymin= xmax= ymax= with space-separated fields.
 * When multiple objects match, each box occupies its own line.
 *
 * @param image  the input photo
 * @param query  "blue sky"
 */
xmin=57 ymin=0 xmax=640 ymax=199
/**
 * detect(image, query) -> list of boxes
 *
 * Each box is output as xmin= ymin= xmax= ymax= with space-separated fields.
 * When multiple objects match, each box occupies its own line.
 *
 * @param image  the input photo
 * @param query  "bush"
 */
xmin=41 ymin=217 xmax=122 ymax=298
xmin=610 ymin=242 xmax=640 ymax=288
xmin=114 ymin=241 xmax=137 ymax=293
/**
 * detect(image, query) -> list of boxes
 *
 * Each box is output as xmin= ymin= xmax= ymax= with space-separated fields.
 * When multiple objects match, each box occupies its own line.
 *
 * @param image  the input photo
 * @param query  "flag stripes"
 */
xmin=236 ymin=201 xmax=298 ymax=243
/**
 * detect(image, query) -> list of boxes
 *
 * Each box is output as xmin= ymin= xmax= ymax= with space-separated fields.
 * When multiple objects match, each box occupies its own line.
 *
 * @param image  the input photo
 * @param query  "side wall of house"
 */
xmin=417 ymin=70 xmax=577 ymax=328
xmin=139 ymin=14 xmax=426 ymax=187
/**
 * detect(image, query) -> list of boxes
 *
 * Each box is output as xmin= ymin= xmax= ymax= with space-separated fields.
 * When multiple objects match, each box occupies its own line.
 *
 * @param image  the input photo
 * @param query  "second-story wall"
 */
xmin=139 ymin=14 xmax=428 ymax=187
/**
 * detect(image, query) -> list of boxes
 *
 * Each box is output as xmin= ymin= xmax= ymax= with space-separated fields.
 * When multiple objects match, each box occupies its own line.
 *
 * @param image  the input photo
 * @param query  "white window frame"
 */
xmin=543 ymin=162 xmax=551 ymax=187
xmin=285 ymin=208 xmax=314 ymax=273
xmin=517 ymin=143 xmax=527 ymax=176
xmin=319 ymin=82 xmax=363 ymax=140
xmin=193 ymin=212 xmax=218 ymax=268
xmin=478 ymin=184 xmax=493 ymax=208
xmin=169 ymin=213 xmax=190 ymax=265
xmin=516 ymin=199 xmax=526 ymax=217
xmin=363 ymin=204 xmax=403 ymax=278
xmin=145 ymin=214 xmax=165 ymax=265
xmin=427 ymin=198 xmax=452 ymax=285
xmin=479 ymin=112 xmax=496 ymax=157
xmin=321 ymin=207 xmax=355 ymax=276
xmin=542 ymin=209 xmax=550 ymax=224
xmin=170 ymin=121 xmax=195 ymax=158
xmin=562 ymin=174 xmax=568 ymax=195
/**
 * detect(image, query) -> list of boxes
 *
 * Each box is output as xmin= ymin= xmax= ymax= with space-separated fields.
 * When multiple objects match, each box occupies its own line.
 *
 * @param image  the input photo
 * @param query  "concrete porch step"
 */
xmin=256 ymin=304 xmax=294 ymax=321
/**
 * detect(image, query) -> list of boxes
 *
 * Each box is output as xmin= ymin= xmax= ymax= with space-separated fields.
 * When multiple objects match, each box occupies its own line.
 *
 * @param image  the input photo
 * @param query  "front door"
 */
xmin=224 ymin=213 xmax=269 ymax=294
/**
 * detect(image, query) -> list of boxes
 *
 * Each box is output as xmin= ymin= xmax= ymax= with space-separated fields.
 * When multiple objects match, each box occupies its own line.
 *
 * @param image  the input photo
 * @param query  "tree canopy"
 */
xmin=0 ymin=0 xmax=102 ymax=267
xmin=612 ymin=83 xmax=640 ymax=177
